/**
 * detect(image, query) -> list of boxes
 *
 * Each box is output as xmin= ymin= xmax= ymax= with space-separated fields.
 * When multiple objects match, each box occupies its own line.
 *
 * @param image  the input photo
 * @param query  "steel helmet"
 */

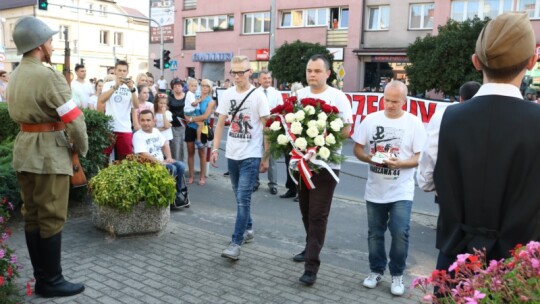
xmin=13 ymin=16 xmax=58 ymax=55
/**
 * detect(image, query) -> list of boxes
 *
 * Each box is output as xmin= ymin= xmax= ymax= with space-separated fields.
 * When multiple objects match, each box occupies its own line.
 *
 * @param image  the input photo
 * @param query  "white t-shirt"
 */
xmin=352 ymin=110 xmax=426 ymax=203
xmin=102 ymin=81 xmax=136 ymax=132
xmin=157 ymin=79 xmax=167 ymax=90
xmin=296 ymin=86 xmax=353 ymax=170
xmin=71 ymin=80 xmax=93 ymax=108
xmin=184 ymin=91 xmax=199 ymax=113
xmin=155 ymin=111 xmax=173 ymax=140
xmin=88 ymin=95 xmax=98 ymax=110
xmin=132 ymin=128 xmax=165 ymax=162
xmin=216 ymin=85 xmax=270 ymax=160
xmin=258 ymin=86 xmax=284 ymax=109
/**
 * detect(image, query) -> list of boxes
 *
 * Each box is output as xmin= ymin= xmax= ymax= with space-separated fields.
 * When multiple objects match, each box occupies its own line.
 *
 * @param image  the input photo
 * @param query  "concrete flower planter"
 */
xmin=92 ymin=202 xmax=170 ymax=236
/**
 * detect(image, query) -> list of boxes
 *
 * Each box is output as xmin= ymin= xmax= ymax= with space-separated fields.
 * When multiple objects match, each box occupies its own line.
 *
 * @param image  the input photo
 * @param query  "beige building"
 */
xmin=0 ymin=0 xmax=149 ymax=80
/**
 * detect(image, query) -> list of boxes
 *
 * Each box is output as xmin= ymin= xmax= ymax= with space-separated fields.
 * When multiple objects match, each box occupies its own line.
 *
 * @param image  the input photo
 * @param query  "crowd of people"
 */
xmin=5 ymin=12 xmax=540 ymax=300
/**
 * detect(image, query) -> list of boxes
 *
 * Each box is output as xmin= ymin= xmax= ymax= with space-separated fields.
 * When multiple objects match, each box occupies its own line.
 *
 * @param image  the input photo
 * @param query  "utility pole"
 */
xmin=63 ymin=27 xmax=71 ymax=83
xmin=269 ymin=0 xmax=276 ymax=58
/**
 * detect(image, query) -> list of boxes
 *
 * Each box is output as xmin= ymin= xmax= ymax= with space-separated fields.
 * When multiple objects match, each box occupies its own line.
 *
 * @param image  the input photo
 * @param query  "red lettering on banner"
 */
xmin=379 ymin=96 xmax=385 ymax=110
xmin=409 ymin=99 xmax=418 ymax=116
xmin=417 ymin=101 xmax=437 ymax=123
xmin=354 ymin=94 xmax=366 ymax=117
xmin=367 ymin=95 xmax=379 ymax=114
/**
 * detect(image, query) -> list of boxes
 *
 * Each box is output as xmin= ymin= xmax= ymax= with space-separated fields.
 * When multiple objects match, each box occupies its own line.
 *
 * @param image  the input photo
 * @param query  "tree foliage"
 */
xmin=268 ymin=40 xmax=336 ymax=86
xmin=406 ymin=17 xmax=488 ymax=96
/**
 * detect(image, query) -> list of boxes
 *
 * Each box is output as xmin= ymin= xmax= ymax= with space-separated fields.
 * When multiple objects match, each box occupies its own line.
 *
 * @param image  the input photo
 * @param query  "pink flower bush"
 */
xmin=413 ymin=241 xmax=540 ymax=303
xmin=0 ymin=196 xmax=24 ymax=302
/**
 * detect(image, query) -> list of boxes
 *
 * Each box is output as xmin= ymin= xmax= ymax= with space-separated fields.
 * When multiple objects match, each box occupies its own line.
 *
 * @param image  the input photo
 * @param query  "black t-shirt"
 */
xmin=168 ymin=93 xmax=186 ymax=127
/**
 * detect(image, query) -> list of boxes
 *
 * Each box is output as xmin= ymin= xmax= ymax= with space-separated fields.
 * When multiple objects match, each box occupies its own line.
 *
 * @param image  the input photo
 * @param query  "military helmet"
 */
xmin=13 ymin=16 xmax=58 ymax=55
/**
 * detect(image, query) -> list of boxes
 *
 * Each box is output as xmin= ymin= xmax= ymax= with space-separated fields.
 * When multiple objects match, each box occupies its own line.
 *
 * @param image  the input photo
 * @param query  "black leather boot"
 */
xmin=25 ymin=230 xmax=43 ymax=281
xmin=34 ymin=232 xmax=85 ymax=298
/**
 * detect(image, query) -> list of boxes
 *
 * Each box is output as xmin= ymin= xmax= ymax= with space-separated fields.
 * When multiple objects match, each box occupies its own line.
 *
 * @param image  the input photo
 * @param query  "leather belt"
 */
xmin=20 ymin=122 xmax=65 ymax=132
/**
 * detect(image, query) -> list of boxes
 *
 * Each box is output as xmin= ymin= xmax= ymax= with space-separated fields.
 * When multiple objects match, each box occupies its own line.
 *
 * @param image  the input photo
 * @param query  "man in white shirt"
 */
xmin=210 ymin=55 xmax=270 ymax=261
xmin=133 ymin=110 xmax=188 ymax=208
xmin=97 ymin=60 xmax=139 ymax=161
xmin=352 ymin=80 xmax=426 ymax=296
xmin=255 ymin=70 xmax=283 ymax=195
xmin=157 ymin=75 xmax=168 ymax=92
xmin=292 ymin=55 xmax=353 ymax=286
xmin=70 ymin=64 xmax=93 ymax=108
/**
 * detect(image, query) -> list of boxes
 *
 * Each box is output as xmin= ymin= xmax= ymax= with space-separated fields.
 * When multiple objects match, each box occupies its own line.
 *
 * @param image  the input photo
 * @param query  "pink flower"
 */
xmin=422 ymin=294 xmax=434 ymax=303
xmin=0 ymin=249 xmax=4 ymax=259
xmin=464 ymin=290 xmax=486 ymax=304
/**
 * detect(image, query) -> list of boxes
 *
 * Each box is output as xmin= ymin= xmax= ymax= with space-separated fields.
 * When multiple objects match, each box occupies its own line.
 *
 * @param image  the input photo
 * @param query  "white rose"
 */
xmin=314 ymin=135 xmax=325 ymax=146
xmin=295 ymin=137 xmax=308 ymax=151
xmin=307 ymin=120 xmax=318 ymax=128
xmin=326 ymin=133 xmax=336 ymax=145
xmin=277 ymin=134 xmax=289 ymax=145
xmin=306 ymin=126 xmax=319 ymax=138
xmin=318 ymin=112 xmax=328 ymax=121
xmin=285 ymin=113 xmax=296 ymax=123
xmin=332 ymin=117 xmax=344 ymax=127
xmin=330 ymin=120 xmax=342 ymax=132
xmin=270 ymin=121 xmax=282 ymax=131
xmin=304 ymin=105 xmax=316 ymax=115
xmin=290 ymin=121 xmax=303 ymax=134
xmin=316 ymin=119 xmax=327 ymax=129
xmin=318 ymin=147 xmax=331 ymax=160
xmin=294 ymin=110 xmax=306 ymax=122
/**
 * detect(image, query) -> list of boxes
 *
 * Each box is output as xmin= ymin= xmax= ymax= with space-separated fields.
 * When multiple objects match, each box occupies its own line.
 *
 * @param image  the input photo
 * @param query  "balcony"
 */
xmin=183 ymin=36 xmax=196 ymax=50
xmin=183 ymin=0 xmax=196 ymax=10
xmin=327 ymin=29 xmax=348 ymax=47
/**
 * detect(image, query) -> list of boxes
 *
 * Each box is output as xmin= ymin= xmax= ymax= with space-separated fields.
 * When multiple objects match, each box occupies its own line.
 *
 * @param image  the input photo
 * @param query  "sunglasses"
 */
xmin=229 ymin=69 xmax=250 ymax=77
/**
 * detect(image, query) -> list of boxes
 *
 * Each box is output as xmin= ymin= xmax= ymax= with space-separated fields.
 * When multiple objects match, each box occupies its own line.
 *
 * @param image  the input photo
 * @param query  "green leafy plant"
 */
xmin=0 ymin=103 xmax=19 ymax=140
xmin=0 ymin=197 xmax=24 ymax=303
xmin=0 ymin=138 xmax=19 ymax=207
xmin=78 ymin=109 xmax=115 ymax=179
xmin=89 ymin=155 xmax=176 ymax=212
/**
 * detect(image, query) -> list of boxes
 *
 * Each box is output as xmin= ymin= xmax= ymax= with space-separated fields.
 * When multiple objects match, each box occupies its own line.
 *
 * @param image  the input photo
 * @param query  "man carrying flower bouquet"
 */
xmin=210 ymin=55 xmax=270 ymax=260
xmin=352 ymin=80 xmax=426 ymax=296
xmin=292 ymin=54 xmax=353 ymax=285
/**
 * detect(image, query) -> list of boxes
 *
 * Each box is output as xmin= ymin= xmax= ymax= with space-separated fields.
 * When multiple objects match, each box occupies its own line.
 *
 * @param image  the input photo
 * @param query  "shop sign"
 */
xmin=256 ymin=49 xmax=270 ymax=61
xmin=192 ymin=52 xmax=234 ymax=62
xmin=371 ymin=55 xmax=409 ymax=63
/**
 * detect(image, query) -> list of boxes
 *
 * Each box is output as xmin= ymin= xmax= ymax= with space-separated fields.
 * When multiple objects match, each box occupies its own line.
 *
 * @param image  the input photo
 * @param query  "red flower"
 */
xmin=7 ymin=266 xmax=12 ymax=278
xmin=321 ymin=103 xmax=333 ymax=113
xmin=284 ymin=102 xmax=294 ymax=113
xmin=26 ymin=281 xmax=33 ymax=296
xmin=0 ymin=276 xmax=4 ymax=286
xmin=270 ymin=104 xmax=284 ymax=114
xmin=286 ymin=96 xmax=297 ymax=104
xmin=265 ymin=117 xmax=275 ymax=127
xmin=332 ymin=106 xmax=339 ymax=113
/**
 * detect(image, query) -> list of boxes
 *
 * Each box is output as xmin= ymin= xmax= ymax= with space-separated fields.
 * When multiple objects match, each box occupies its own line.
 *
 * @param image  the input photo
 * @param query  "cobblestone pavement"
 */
xmin=9 ymin=215 xmax=425 ymax=303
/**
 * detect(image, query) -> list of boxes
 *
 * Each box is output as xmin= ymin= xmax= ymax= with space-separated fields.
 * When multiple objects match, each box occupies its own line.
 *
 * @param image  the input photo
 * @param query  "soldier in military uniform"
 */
xmin=7 ymin=16 xmax=88 ymax=298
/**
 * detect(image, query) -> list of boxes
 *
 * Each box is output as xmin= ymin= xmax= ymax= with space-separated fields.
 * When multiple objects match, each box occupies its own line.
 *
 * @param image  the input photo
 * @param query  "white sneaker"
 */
xmin=221 ymin=243 xmax=241 ymax=260
xmin=363 ymin=272 xmax=382 ymax=288
xmin=242 ymin=229 xmax=254 ymax=244
xmin=390 ymin=275 xmax=405 ymax=296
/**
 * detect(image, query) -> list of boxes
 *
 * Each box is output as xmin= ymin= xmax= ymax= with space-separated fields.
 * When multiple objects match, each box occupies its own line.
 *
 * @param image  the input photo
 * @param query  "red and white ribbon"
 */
xmin=56 ymin=100 xmax=82 ymax=124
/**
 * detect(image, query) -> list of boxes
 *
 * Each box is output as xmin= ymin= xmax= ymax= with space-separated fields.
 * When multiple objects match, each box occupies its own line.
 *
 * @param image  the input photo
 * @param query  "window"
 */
xmin=114 ymin=32 xmax=123 ymax=47
xmin=409 ymin=3 xmax=434 ymax=29
xmin=368 ymin=6 xmax=390 ymax=30
xmin=86 ymin=3 xmax=93 ymax=14
xmin=100 ymin=30 xmax=109 ymax=45
xmin=280 ymin=10 xmax=304 ymax=27
xmin=518 ymin=0 xmax=540 ymax=18
xmin=99 ymin=4 xmax=107 ymax=16
xmin=305 ymin=8 xmax=327 ymax=26
xmin=184 ymin=15 xmax=233 ymax=35
xmin=243 ymin=12 xmax=270 ymax=34
xmin=340 ymin=8 xmax=349 ymax=28
xmin=451 ymin=0 xmax=513 ymax=21
xmin=58 ymin=25 xmax=69 ymax=41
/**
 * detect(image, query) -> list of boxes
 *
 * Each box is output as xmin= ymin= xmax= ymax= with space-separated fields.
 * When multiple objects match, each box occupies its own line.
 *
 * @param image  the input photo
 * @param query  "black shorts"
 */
xmin=184 ymin=126 xmax=208 ymax=143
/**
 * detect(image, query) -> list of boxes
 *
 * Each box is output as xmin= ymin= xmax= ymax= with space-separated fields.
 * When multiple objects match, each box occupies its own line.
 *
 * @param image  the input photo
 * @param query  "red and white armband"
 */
xmin=56 ymin=100 xmax=83 ymax=123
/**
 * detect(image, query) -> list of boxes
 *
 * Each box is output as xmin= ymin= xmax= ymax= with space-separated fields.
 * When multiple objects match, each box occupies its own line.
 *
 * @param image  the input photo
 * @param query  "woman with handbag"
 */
xmin=184 ymin=79 xmax=216 ymax=186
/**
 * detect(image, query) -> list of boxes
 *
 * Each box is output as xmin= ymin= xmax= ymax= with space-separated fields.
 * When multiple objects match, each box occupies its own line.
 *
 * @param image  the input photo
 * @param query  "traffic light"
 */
xmin=153 ymin=59 xmax=160 ymax=69
xmin=38 ymin=0 xmax=48 ymax=10
xmin=163 ymin=50 xmax=171 ymax=69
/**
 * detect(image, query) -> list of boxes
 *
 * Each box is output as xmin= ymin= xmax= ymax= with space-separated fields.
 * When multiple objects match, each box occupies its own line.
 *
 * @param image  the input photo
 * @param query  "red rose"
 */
xmin=332 ymin=106 xmax=339 ymax=113
xmin=321 ymin=104 xmax=333 ymax=113
xmin=265 ymin=117 xmax=275 ymax=127
xmin=286 ymin=96 xmax=297 ymax=104
xmin=270 ymin=104 xmax=283 ymax=114
xmin=284 ymin=102 xmax=294 ymax=113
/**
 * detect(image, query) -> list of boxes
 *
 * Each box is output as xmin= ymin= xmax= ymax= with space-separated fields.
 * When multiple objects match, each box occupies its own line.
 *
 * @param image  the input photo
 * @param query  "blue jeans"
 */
xmin=165 ymin=161 xmax=186 ymax=194
xmin=228 ymin=157 xmax=260 ymax=245
xmin=366 ymin=200 xmax=412 ymax=276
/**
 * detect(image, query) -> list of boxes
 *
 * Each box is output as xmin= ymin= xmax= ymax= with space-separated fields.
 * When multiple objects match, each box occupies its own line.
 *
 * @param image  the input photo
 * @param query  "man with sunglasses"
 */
xmin=210 ymin=55 xmax=270 ymax=260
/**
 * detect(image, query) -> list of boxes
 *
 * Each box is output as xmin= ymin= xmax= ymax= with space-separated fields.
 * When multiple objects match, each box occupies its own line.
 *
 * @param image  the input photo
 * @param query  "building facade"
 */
xmin=0 ymin=0 xmax=149 ymax=80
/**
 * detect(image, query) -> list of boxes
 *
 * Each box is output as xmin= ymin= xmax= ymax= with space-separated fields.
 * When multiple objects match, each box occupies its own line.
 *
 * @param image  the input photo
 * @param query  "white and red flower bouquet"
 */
xmin=264 ymin=96 xmax=347 ymax=189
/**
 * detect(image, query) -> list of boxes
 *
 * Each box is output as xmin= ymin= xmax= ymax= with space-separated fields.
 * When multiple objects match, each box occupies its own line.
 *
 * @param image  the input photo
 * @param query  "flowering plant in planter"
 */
xmin=264 ymin=96 xmax=347 ymax=189
xmin=0 ymin=197 xmax=24 ymax=303
xmin=413 ymin=241 xmax=540 ymax=303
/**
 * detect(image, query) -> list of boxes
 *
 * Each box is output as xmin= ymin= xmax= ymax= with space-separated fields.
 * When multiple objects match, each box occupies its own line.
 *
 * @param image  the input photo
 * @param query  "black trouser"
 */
xmin=284 ymin=153 xmax=297 ymax=193
xmin=298 ymin=169 xmax=339 ymax=274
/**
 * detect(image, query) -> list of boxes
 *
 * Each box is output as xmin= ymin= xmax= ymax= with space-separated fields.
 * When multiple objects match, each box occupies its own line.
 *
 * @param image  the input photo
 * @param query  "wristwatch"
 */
xmin=130 ymin=88 xmax=136 ymax=93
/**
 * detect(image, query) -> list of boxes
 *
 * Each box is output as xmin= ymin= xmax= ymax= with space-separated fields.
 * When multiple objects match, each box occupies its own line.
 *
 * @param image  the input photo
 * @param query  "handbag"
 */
xmin=70 ymin=148 xmax=87 ymax=188
xmin=206 ymin=123 xmax=214 ymax=141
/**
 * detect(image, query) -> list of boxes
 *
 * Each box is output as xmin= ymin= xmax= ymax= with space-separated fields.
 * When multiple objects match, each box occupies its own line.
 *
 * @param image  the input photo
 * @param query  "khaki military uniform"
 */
xmin=7 ymin=56 xmax=88 ymax=238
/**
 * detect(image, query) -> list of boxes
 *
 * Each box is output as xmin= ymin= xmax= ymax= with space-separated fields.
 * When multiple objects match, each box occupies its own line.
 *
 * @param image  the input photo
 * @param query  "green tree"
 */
xmin=406 ymin=17 xmax=488 ymax=96
xmin=268 ymin=40 xmax=336 ymax=86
